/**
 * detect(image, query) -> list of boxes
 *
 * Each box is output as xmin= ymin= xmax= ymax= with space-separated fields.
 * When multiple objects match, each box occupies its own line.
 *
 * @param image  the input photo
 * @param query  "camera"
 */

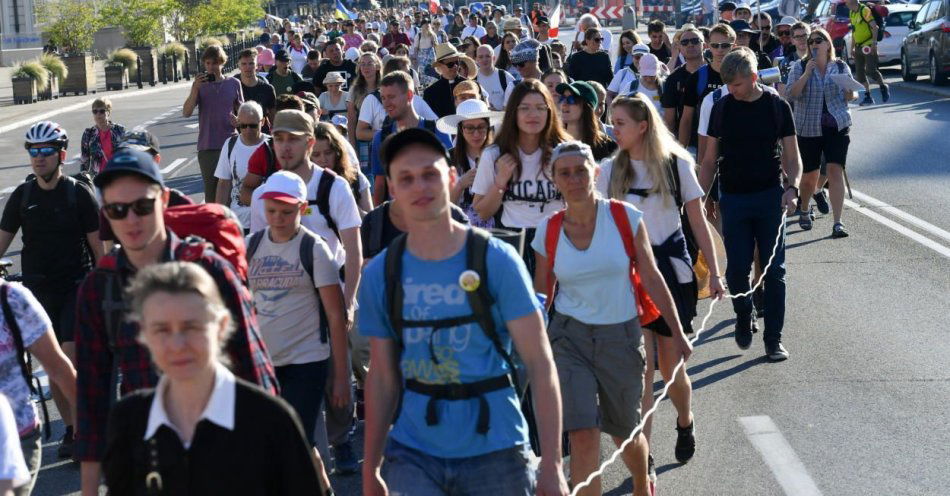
xmin=203 ymin=72 xmax=215 ymax=82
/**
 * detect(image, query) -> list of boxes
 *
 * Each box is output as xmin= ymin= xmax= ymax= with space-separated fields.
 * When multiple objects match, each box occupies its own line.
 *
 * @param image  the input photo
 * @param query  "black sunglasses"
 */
xmin=238 ymin=123 xmax=260 ymax=130
xmin=514 ymin=61 xmax=527 ymax=68
xmin=777 ymin=30 xmax=791 ymax=36
xmin=709 ymin=42 xmax=734 ymax=49
xmin=92 ymin=108 xmax=108 ymax=114
xmin=591 ymin=37 xmax=603 ymax=42
xmin=680 ymin=38 xmax=702 ymax=46
xmin=102 ymin=196 xmax=159 ymax=220
xmin=443 ymin=60 xmax=459 ymax=68
xmin=808 ymin=38 xmax=826 ymax=45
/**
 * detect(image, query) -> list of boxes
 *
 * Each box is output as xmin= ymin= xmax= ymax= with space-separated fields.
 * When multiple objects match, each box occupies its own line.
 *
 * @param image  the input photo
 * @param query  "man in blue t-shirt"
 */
xmin=369 ymin=71 xmax=453 ymax=206
xmin=358 ymin=128 xmax=568 ymax=496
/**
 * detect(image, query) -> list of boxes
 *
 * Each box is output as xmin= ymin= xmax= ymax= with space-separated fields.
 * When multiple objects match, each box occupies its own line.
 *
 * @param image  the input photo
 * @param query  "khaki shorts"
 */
xmin=548 ymin=312 xmax=646 ymax=439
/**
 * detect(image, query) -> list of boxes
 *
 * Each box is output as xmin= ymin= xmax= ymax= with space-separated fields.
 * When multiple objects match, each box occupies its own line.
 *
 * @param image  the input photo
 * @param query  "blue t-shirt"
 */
xmin=369 ymin=120 xmax=454 ymax=176
xmin=358 ymin=234 xmax=539 ymax=458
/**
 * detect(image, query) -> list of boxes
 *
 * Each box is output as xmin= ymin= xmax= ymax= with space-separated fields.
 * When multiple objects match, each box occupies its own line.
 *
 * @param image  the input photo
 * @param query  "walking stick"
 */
xmin=843 ymin=168 xmax=853 ymax=199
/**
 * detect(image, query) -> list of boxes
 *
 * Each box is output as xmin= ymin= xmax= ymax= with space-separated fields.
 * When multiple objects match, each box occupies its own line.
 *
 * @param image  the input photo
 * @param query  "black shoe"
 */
xmin=859 ymin=93 xmax=874 ymax=106
xmin=735 ymin=317 xmax=755 ymax=350
xmin=832 ymin=222 xmax=849 ymax=239
xmin=674 ymin=419 xmax=696 ymax=463
xmin=813 ymin=190 xmax=830 ymax=215
xmin=332 ymin=441 xmax=359 ymax=475
xmin=753 ymin=287 xmax=765 ymax=319
xmin=648 ymin=452 xmax=657 ymax=482
xmin=880 ymin=84 xmax=890 ymax=103
xmin=57 ymin=425 xmax=74 ymax=459
xmin=766 ymin=342 xmax=790 ymax=362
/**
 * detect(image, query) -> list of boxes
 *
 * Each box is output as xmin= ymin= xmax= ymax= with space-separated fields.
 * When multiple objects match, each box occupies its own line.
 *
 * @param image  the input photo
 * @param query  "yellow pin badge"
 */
xmin=459 ymin=270 xmax=481 ymax=292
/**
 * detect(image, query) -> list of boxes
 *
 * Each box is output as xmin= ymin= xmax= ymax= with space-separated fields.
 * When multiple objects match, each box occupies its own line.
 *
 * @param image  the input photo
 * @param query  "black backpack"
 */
xmin=226 ymin=136 xmax=278 ymax=179
xmin=309 ymin=168 xmax=342 ymax=241
xmin=2 ymin=283 xmax=52 ymax=439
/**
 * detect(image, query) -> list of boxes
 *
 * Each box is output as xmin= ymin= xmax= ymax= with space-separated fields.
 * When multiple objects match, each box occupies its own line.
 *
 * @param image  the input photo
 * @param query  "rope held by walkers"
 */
xmin=570 ymin=213 xmax=789 ymax=496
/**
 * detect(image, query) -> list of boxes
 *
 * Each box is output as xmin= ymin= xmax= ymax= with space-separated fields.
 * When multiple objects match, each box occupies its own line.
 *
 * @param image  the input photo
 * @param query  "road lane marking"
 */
xmin=739 ymin=416 xmax=823 ymax=496
xmin=160 ymin=158 xmax=187 ymax=174
xmin=851 ymin=189 xmax=950 ymax=244
xmin=184 ymin=122 xmax=199 ymax=129
xmin=845 ymin=199 xmax=950 ymax=258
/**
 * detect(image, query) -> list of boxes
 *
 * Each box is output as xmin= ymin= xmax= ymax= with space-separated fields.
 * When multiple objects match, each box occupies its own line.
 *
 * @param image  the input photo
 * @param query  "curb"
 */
xmin=889 ymin=80 xmax=950 ymax=100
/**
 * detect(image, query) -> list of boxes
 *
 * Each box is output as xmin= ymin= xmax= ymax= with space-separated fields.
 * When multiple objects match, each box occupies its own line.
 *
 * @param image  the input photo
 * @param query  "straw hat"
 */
xmin=457 ymin=55 xmax=477 ymax=79
xmin=434 ymin=42 xmax=460 ymax=62
xmin=323 ymin=72 xmax=346 ymax=85
xmin=436 ymin=99 xmax=504 ymax=135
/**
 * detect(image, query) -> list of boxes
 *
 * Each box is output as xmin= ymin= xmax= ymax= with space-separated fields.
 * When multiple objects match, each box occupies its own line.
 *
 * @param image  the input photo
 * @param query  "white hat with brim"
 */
xmin=436 ymin=99 xmax=504 ymax=135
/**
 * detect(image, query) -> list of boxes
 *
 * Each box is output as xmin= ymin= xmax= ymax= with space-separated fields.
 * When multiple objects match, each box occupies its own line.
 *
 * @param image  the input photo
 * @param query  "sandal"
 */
xmin=798 ymin=211 xmax=813 ymax=231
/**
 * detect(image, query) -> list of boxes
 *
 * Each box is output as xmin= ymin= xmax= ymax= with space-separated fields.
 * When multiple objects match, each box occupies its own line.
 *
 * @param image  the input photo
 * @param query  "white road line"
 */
xmin=739 ymin=416 xmax=823 ymax=496
xmin=845 ymin=199 xmax=950 ymax=258
xmin=160 ymin=158 xmax=187 ymax=174
xmin=851 ymin=189 xmax=950 ymax=244
xmin=184 ymin=122 xmax=199 ymax=129
xmin=0 ymin=186 xmax=16 ymax=194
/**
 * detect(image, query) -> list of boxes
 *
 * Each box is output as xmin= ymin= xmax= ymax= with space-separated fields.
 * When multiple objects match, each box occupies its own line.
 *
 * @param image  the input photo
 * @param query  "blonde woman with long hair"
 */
xmin=346 ymin=52 xmax=382 ymax=171
xmin=597 ymin=94 xmax=725 ymax=475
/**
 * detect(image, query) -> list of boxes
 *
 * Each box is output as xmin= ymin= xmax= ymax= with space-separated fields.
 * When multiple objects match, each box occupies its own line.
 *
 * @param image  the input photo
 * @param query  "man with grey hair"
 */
xmin=215 ymin=100 xmax=270 ymax=230
xmin=573 ymin=14 xmax=612 ymax=53
xmin=699 ymin=47 xmax=801 ymax=362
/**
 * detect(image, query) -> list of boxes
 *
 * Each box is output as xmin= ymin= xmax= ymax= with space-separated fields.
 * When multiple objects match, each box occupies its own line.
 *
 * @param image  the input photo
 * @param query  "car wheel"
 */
xmin=931 ymin=52 xmax=948 ymax=86
xmin=902 ymin=51 xmax=917 ymax=82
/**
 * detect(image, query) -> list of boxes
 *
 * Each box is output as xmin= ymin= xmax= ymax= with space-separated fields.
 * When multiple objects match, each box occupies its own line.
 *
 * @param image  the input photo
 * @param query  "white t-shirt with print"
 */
xmin=214 ymin=134 xmax=269 ymax=228
xmin=248 ymin=227 xmax=339 ymax=365
xmin=471 ymin=145 xmax=564 ymax=228
xmin=607 ymin=67 xmax=639 ymax=96
xmin=477 ymin=69 xmax=515 ymax=111
xmin=596 ymin=156 xmax=703 ymax=282
xmin=461 ymin=25 xmax=487 ymax=39
xmin=0 ymin=394 xmax=29 ymax=487
xmin=0 ymin=283 xmax=50 ymax=435
xmin=357 ymin=94 xmax=438 ymax=131
xmin=249 ymin=166 xmax=361 ymax=266
xmin=635 ymin=85 xmax=664 ymax=113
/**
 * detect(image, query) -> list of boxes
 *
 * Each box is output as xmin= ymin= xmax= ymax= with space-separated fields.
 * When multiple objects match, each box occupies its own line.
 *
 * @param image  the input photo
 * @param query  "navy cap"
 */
xmin=719 ymin=1 xmax=737 ymax=11
xmin=380 ymin=128 xmax=449 ymax=176
xmin=730 ymin=20 xmax=758 ymax=34
xmin=94 ymin=149 xmax=164 ymax=188
xmin=275 ymin=49 xmax=291 ymax=62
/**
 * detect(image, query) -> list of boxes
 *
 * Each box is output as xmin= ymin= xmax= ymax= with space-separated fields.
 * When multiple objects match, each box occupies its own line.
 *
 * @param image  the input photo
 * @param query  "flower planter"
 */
xmin=130 ymin=46 xmax=158 ymax=86
xmin=38 ymin=74 xmax=60 ymax=100
xmin=61 ymin=53 xmax=96 ymax=96
xmin=105 ymin=65 xmax=128 ymax=90
xmin=12 ymin=77 xmax=38 ymax=104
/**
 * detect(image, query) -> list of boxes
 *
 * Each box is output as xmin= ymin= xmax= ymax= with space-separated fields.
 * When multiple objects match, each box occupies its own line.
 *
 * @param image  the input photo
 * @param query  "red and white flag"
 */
xmin=548 ymin=4 xmax=561 ymax=38
xmin=429 ymin=0 xmax=440 ymax=14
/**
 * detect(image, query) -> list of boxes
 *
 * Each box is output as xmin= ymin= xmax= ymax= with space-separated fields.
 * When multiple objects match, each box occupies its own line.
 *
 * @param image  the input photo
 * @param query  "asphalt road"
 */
xmin=1 ymin=32 xmax=948 ymax=495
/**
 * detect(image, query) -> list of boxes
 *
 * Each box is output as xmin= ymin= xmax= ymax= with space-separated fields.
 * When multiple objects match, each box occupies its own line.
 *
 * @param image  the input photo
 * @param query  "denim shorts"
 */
xmin=382 ymin=439 xmax=535 ymax=496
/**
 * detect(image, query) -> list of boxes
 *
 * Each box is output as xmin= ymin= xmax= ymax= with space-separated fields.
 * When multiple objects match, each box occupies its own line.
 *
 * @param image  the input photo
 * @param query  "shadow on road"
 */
xmin=166 ymin=175 xmax=204 ymax=196
xmin=690 ymin=356 xmax=770 ymax=392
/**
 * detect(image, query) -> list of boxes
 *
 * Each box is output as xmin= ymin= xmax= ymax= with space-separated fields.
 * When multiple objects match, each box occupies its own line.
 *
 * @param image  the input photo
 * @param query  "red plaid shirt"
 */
xmin=74 ymin=232 xmax=278 ymax=461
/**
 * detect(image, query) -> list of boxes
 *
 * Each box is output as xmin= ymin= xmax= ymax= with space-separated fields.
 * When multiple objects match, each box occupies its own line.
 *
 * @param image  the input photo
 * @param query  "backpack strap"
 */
xmin=309 ymin=169 xmax=340 ymax=240
xmin=226 ymin=135 xmax=239 ymax=165
xmin=368 ymin=205 xmax=386 ymax=258
xmin=666 ymin=155 xmax=683 ymax=211
xmin=262 ymin=138 xmax=278 ymax=178
xmin=2 ymin=283 xmax=51 ymax=439
xmin=246 ymin=230 xmax=266 ymax=261
xmin=607 ymin=200 xmax=660 ymax=325
xmin=696 ymin=64 xmax=709 ymax=98
xmin=498 ymin=69 xmax=508 ymax=92
xmin=298 ymin=229 xmax=330 ymax=343
xmin=384 ymin=233 xmax=409 ymax=350
xmin=629 ymin=71 xmax=640 ymax=94
xmin=19 ymin=180 xmax=34 ymax=218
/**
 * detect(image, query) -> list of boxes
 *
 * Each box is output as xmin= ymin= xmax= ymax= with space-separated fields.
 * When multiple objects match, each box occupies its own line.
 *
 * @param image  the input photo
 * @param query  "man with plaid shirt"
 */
xmin=73 ymin=149 xmax=277 ymax=495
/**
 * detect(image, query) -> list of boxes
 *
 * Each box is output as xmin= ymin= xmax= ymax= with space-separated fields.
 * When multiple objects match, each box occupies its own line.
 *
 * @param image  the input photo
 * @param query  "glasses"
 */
xmin=558 ymin=95 xmax=577 ymax=105
xmin=709 ymin=42 xmax=734 ymax=49
xmin=102 ymin=196 xmax=159 ymax=220
xmin=792 ymin=34 xmax=807 ymax=40
xmin=680 ymin=38 xmax=702 ymax=46
xmin=777 ymin=30 xmax=791 ymax=36
xmin=237 ymin=123 xmax=259 ymax=130
xmin=443 ymin=60 xmax=459 ymax=68
xmin=516 ymin=104 xmax=549 ymax=114
xmin=27 ymin=147 xmax=59 ymax=158
xmin=92 ymin=108 xmax=108 ymax=114
xmin=591 ymin=37 xmax=603 ymax=43
xmin=808 ymin=38 xmax=826 ymax=45
xmin=462 ymin=124 xmax=489 ymax=134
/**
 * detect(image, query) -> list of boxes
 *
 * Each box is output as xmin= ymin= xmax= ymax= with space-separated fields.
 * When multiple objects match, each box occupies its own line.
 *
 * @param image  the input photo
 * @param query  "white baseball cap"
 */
xmin=259 ymin=171 xmax=307 ymax=204
xmin=639 ymin=53 xmax=660 ymax=77
xmin=632 ymin=43 xmax=650 ymax=55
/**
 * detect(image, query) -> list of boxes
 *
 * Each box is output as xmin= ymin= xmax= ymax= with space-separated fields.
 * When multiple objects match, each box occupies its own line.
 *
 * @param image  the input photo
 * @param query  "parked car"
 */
xmin=901 ymin=0 xmax=950 ymax=84
xmin=844 ymin=3 xmax=923 ymax=65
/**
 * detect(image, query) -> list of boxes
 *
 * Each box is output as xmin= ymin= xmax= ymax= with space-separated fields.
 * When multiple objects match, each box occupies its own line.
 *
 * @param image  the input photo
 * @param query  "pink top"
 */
xmin=98 ymin=128 xmax=113 ymax=172
xmin=342 ymin=33 xmax=364 ymax=51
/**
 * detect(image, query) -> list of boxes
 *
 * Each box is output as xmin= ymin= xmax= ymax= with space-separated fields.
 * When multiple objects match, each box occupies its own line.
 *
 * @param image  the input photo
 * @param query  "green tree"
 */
xmin=171 ymin=0 xmax=265 ymax=40
xmin=35 ymin=0 xmax=103 ymax=54
xmin=101 ymin=0 xmax=177 ymax=47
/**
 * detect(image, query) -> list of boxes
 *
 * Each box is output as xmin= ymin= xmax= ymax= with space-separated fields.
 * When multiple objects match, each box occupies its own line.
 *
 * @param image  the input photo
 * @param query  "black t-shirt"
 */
xmin=423 ymin=76 xmax=465 ymax=118
xmin=683 ymin=65 xmax=724 ymax=147
xmin=565 ymin=50 xmax=613 ymax=89
xmin=650 ymin=43 xmax=672 ymax=64
xmin=0 ymin=178 xmax=99 ymax=289
xmin=241 ymin=77 xmax=276 ymax=114
xmin=707 ymin=90 xmax=796 ymax=195
xmin=592 ymin=138 xmax=618 ymax=161
xmin=361 ymin=202 xmax=469 ymax=259
xmin=311 ymin=60 xmax=357 ymax=94
xmin=661 ymin=65 xmax=698 ymax=147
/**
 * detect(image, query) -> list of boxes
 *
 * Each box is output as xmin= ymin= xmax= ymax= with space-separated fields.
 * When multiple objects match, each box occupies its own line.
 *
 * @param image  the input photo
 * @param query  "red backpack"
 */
xmin=165 ymin=204 xmax=249 ymax=282
xmin=544 ymin=199 xmax=661 ymax=326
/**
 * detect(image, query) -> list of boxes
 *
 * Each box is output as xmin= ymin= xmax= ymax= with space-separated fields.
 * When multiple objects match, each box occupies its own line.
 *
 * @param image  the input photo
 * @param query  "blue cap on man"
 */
xmin=94 ymin=149 xmax=164 ymax=188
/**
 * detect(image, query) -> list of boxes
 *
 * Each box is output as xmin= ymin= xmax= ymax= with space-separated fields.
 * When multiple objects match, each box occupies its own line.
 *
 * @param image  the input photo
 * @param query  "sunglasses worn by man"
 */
xmin=102 ymin=196 xmax=159 ymax=220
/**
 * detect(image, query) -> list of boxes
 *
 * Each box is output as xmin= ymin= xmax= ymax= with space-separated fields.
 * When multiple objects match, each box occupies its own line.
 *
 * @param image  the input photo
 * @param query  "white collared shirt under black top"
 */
xmin=103 ymin=364 xmax=320 ymax=495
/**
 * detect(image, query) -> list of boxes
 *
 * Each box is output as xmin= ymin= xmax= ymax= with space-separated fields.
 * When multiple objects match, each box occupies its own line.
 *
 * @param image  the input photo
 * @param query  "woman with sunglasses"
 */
xmin=615 ymin=29 xmax=645 ymax=74
xmin=80 ymin=99 xmax=127 ymax=176
xmin=471 ymin=80 xmax=571 ymax=274
xmin=346 ymin=52 xmax=381 ymax=173
xmin=785 ymin=27 xmax=856 ymax=238
xmin=341 ymin=21 xmax=364 ymax=51
xmin=565 ymin=28 xmax=613 ymax=89
xmin=600 ymin=94 xmax=725 ymax=475
xmin=533 ymin=140 xmax=689 ymax=496
xmin=556 ymin=81 xmax=617 ymax=161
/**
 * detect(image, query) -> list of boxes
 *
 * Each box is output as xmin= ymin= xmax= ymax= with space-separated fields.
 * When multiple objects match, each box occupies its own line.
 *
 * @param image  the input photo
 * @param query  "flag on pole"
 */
xmin=335 ymin=0 xmax=357 ymax=20
xmin=548 ymin=4 xmax=562 ymax=38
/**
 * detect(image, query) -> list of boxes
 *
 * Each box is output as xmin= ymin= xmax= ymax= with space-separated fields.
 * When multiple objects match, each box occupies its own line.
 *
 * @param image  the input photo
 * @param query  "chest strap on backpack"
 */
xmin=406 ymin=375 xmax=512 ymax=434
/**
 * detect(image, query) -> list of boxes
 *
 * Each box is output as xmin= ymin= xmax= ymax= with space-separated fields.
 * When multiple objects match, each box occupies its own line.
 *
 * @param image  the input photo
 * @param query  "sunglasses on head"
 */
xmin=27 ymin=146 xmax=59 ymax=158
xmin=709 ymin=42 xmax=733 ymax=49
xmin=808 ymin=38 xmax=826 ymax=45
xmin=92 ymin=108 xmax=108 ymax=114
xmin=680 ymin=37 xmax=702 ymax=46
xmin=102 ymin=196 xmax=158 ymax=220
xmin=558 ymin=94 xmax=577 ymax=105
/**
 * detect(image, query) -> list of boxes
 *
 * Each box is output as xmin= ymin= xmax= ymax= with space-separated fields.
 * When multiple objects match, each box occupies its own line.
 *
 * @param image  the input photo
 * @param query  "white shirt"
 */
xmin=461 ymin=25 xmax=487 ymax=39
xmin=471 ymin=145 xmax=564 ymax=228
xmin=287 ymin=45 xmax=310 ymax=74
xmin=0 ymin=394 xmax=29 ymax=488
xmin=596 ymin=156 xmax=704 ymax=282
xmin=144 ymin=363 xmax=236 ymax=449
xmin=697 ymin=85 xmax=778 ymax=136
xmin=608 ymin=67 xmax=639 ymax=96
xmin=357 ymin=93 xmax=438 ymax=131
xmin=214 ymin=134 xmax=269 ymax=228
xmin=476 ymin=69 xmax=515 ymax=111
xmin=636 ymin=85 xmax=664 ymax=113
xmin=249 ymin=166 xmax=362 ymax=266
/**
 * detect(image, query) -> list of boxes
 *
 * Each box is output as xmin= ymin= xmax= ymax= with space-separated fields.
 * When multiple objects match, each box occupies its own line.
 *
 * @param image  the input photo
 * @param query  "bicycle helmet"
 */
xmin=24 ymin=121 xmax=68 ymax=150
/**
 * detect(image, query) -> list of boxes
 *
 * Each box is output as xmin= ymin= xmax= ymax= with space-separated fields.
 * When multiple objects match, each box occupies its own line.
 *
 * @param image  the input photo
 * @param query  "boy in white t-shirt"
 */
xmin=214 ymin=101 xmax=270 ymax=229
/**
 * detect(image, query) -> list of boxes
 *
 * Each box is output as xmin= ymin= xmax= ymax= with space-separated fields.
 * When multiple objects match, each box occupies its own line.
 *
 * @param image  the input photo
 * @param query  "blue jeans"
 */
xmin=382 ymin=440 xmax=535 ymax=496
xmin=275 ymin=360 xmax=329 ymax=446
xmin=719 ymin=186 xmax=787 ymax=346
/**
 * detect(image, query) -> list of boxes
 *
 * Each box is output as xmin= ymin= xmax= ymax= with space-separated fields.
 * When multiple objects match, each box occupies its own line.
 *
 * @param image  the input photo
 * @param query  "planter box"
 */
xmin=105 ymin=65 xmax=128 ymax=90
xmin=130 ymin=46 xmax=158 ymax=86
xmin=61 ymin=53 xmax=96 ymax=96
xmin=38 ymin=74 xmax=59 ymax=100
xmin=12 ymin=77 xmax=37 ymax=104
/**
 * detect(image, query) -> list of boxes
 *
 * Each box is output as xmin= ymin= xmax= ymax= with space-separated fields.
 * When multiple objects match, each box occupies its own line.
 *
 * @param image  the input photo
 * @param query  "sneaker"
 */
xmin=57 ymin=425 xmax=74 ymax=459
xmin=798 ymin=208 xmax=813 ymax=230
xmin=880 ymin=84 xmax=890 ymax=103
xmin=766 ymin=342 xmax=790 ymax=362
xmin=859 ymin=93 xmax=874 ymax=106
xmin=735 ymin=317 xmax=756 ymax=350
xmin=813 ymin=190 xmax=830 ymax=215
xmin=831 ymin=222 xmax=849 ymax=239
xmin=674 ymin=420 xmax=696 ymax=463
xmin=648 ymin=452 xmax=657 ymax=482
xmin=332 ymin=441 xmax=359 ymax=475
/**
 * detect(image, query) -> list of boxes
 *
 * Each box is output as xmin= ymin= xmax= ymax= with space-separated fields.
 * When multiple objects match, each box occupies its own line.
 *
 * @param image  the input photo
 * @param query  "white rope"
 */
xmin=569 ymin=212 xmax=788 ymax=495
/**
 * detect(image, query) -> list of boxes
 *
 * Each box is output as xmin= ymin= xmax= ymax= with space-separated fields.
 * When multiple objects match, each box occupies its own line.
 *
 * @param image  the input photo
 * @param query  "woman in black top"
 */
xmin=556 ymin=81 xmax=618 ymax=161
xmin=565 ymin=28 xmax=613 ymax=88
xmin=103 ymin=262 xmax=330 ymax=496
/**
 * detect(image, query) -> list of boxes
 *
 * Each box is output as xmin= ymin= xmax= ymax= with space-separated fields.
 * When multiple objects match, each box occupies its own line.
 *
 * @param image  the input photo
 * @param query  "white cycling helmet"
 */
xmin=25 ymin=120 xmax=68 ymax=150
